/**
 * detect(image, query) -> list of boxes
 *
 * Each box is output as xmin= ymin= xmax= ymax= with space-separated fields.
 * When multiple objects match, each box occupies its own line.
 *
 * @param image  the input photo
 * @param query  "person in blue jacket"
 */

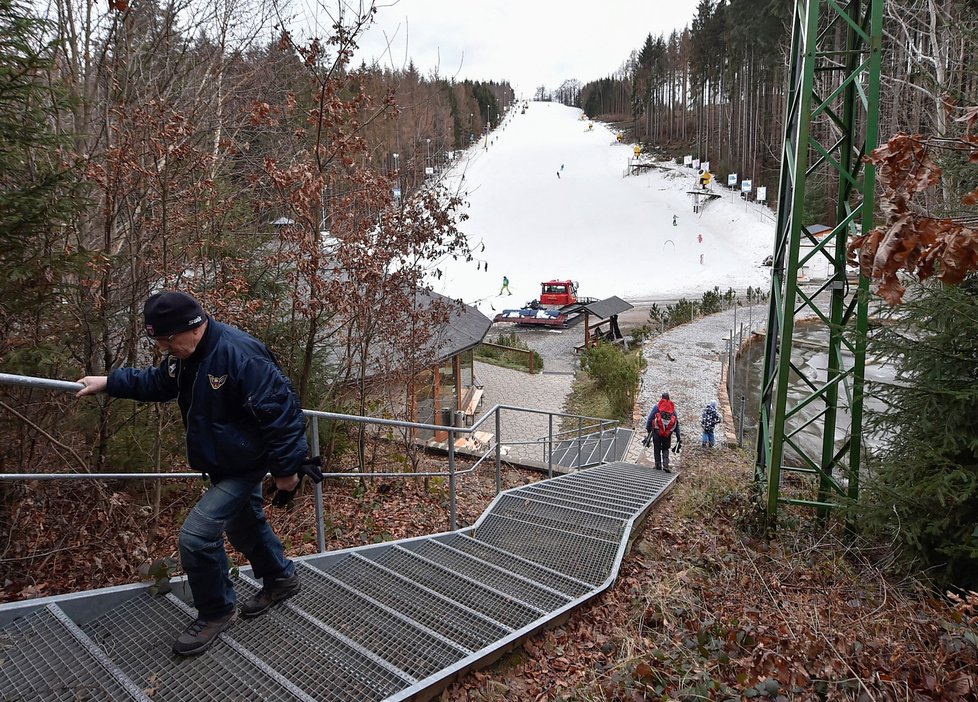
xmin=700 ymin=401 xmax=722 ymax=448
xmin=76 ymin=291 xmax=321 ymax=656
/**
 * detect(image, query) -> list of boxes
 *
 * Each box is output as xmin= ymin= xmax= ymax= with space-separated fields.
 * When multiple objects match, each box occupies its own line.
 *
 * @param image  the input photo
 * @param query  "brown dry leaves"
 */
xmin=0 ymin=445 xmax=536 ymax=603
xmin=848 ymin=108 xmax=978 ymax=304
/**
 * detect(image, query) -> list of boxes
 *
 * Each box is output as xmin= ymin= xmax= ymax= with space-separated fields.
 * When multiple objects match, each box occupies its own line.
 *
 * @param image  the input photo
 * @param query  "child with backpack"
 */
xmin=700 ymin=401 xmax=721 ymax=448
xmin=644 ymin=392 xmax=682 ymax=472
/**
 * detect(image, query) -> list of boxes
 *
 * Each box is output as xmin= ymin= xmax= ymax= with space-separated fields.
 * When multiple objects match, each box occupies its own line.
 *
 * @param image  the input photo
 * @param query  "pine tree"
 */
xmin=0 ymin=0 xmax=84 ymax=371
xmin=860 ymin=277 xmax=978 ymax=589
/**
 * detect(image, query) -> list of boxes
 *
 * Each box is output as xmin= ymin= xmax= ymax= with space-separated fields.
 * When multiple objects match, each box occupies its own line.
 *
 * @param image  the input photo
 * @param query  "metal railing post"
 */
xmin=730 ymin=330 xmax=737 ymax=399
xmin=311 ymin=417 xmax=326 ymax=553
xmin=448 ymin=427 xmax=457 ymax=530
xmin=494 ymin=407 xmax=502 ymax=495
xmin=548 ymin=413 xmax=554 ymax=478
xmin=739 ymin=395 xmax=746 ymax=446
xmin=577 ymin=416 xmax=583 ymax=470
xmin=727 ymin=335 xmax=733 ymax=400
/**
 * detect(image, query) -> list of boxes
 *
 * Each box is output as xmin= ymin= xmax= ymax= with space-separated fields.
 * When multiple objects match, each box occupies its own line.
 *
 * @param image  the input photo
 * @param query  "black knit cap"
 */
xmin=661 ymin=392 xmax=670 ymax=400
xmin=143 ymin=291 xmax=205 ymax=338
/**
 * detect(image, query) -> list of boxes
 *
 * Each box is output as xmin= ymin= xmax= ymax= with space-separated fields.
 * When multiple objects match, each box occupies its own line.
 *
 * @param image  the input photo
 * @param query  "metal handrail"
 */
xmin=0 ymin=373 xmax=620 ymax=552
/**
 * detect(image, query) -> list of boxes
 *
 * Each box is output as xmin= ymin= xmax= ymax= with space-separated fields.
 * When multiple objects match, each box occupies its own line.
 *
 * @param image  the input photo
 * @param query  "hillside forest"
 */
xmin=558 ymin=0 xmax=978 ymax=225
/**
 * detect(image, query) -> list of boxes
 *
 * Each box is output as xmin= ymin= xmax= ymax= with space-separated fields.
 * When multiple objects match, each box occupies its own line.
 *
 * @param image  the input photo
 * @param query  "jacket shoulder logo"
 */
xmin=167 ymin=358 xmax=177 ymax=378
xmin=208 ymin=373 xmax=228 ymax=390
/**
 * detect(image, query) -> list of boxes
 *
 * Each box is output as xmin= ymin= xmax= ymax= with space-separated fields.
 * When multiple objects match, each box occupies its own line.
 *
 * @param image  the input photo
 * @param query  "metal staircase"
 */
xmin=548 ymin=426 xmax=634 ymax=469
xmin=0 ymin=461 xmax=676 ymax=701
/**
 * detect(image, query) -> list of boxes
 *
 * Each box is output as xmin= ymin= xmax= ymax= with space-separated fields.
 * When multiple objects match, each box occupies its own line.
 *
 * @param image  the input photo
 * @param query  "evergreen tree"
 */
xmin=860 ymin=277 xmax=978 ymax=589
xmin=0 ymin=0 xmax=84 ymax=372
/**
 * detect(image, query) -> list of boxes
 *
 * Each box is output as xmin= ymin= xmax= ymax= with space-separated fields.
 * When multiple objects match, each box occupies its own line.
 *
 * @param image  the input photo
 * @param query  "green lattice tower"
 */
xmin=756 ymin=0 xmax=883 ymax=519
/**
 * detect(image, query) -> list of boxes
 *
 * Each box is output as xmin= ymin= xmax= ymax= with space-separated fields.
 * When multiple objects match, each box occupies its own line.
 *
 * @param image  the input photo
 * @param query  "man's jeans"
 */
xmin=179 ymin=477 xmax=294 ymax=618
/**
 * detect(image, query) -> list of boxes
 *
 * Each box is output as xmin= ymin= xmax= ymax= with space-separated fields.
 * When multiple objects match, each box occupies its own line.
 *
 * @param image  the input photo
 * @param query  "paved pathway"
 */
xmin=474 ymin=361 xmax=574 ymax=465
xmin=474 ymin=325 xmax=586 ymax=466
xmin=629 ymin=304 xmax=766 ymax=467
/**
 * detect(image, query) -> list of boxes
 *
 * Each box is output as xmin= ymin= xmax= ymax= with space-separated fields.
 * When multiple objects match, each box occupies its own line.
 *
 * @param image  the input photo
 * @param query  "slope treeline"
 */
xmin=560 ymin=0 xmax=978 ymax=589
xmin=565 ymin=0 xmax=978 ymax=217
xmin=1 ymin=0 xmax=511 ymax=415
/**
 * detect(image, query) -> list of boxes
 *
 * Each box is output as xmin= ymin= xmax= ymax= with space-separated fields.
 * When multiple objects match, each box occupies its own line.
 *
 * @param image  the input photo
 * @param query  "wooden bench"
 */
xmin=454 ymin=430 xmax=494 ymax=452
xmin=460 ymin=385 xmax=484 ymax=425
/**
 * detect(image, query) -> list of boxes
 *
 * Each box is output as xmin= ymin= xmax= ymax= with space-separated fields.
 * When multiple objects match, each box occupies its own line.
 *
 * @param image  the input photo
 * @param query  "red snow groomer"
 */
xmin=493 ymin=280 xmax=595 ymax=328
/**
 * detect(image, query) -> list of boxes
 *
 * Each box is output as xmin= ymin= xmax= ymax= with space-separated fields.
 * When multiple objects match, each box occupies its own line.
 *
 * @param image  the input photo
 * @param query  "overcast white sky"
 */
xmin=346 ymin=0 xmax=701 ymax=97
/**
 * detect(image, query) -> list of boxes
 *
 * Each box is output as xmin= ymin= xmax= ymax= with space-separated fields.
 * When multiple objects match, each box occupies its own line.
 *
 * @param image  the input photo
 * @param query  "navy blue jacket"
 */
xmin=107 ymin=319 xmax=308 ymax=483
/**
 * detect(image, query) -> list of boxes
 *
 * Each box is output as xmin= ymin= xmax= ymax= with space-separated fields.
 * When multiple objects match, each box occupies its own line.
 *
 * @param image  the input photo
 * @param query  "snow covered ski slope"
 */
xmin=433 ymin=101 xmax=776 ymax=316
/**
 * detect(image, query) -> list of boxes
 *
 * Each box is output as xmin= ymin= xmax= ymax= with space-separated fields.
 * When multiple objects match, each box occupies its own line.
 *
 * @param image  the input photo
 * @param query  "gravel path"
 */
xmin=474 ymin=360 xmax=575 ymax=465
xmin=629 ymin=304 xmax=766 ymax=466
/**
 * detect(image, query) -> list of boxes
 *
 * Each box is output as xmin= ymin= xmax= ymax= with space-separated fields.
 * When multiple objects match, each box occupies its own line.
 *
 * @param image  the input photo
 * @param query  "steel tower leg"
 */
xmin=756 ymin=0 xmax=883 ymax=521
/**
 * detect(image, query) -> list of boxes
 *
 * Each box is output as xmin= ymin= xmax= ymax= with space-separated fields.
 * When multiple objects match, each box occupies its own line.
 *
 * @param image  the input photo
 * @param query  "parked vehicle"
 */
xmin=493 ymin=279 xmax=596 ymax=327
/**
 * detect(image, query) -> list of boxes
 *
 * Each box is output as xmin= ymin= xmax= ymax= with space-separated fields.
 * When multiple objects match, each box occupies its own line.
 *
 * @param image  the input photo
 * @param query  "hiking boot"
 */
xmin=239 ymin=573 xmax=300 ymax=619
xmin=172 ymin=609 xmax=237 ymax=656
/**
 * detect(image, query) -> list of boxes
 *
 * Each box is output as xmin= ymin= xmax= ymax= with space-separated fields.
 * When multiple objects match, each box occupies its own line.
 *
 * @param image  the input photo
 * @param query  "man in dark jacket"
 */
xmin=77 ymin=291 xmax=317 ymax=656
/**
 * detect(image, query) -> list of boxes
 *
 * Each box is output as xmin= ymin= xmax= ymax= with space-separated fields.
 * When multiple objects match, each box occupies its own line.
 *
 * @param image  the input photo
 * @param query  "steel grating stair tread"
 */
xmin=326 ymin=553 xmax=513 ymax=651
xmin=0 ymin=461 xmax=676 ymax=701
xmin=525 ymin=480 xmax=649 ymax=510
xmin=406 ymin=540 xmax=573 ymax=612
xmin=0 ymin=604 xmax=145 ymax=701
xmin=473 ymin=514 xmax=622 ymax=584
xmin=81 ymin=592 xmax=309 ymax=701
xmin=516 ymin=483 xmax=638 ymax=518
xmin=367 ymin=546 xmax=546 ymax=629
xmin=227 ymin=577 xmax=416 ymax=700
xmin=438 ymin=533 xmax=594 ymax=597
xmin=550 ymin=428 xmax=633 ymax=468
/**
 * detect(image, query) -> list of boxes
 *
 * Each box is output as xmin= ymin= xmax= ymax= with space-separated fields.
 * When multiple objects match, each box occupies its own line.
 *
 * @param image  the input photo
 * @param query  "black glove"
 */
xmin=671 ymin=440 xmax=682 ymax=454
xmin=641 ymin=432 xmax=652 ymax=448
xmin=271 ymin=456 xmax=324 ymax=508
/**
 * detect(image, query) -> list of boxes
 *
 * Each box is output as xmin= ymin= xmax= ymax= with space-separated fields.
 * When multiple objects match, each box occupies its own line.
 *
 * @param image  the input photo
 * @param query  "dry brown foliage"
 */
xmin=0 ymin=445 xmax=541 ymax=602
xmin=848 ymin=107 xmax=978 ymax=304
